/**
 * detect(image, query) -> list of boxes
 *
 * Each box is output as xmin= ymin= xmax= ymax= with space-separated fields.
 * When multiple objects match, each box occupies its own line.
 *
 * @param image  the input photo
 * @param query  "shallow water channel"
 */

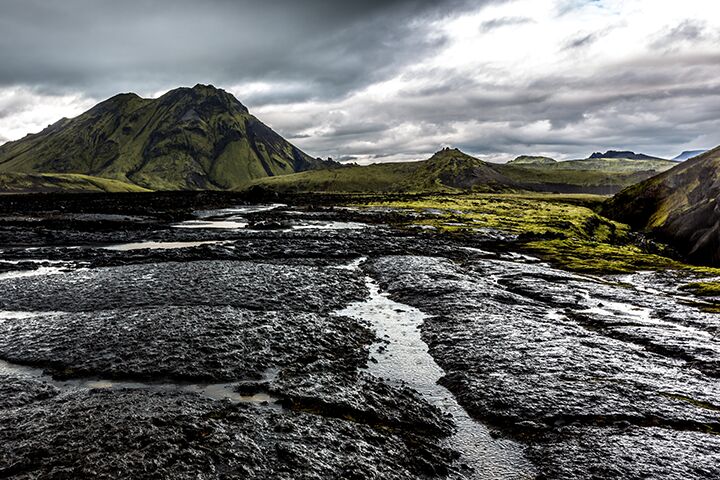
xmin=0 ymin=357 xmax=280 ymax=406
xmin=336 ymin=261 xmax=535 ymax=479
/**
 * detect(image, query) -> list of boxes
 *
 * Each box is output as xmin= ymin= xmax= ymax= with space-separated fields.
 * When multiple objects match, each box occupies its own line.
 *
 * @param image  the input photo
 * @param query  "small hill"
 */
xmin=0 ymin=84 xmax=333 ymax=191
xmin=589 ymin=150 xmax=665 ymax=161
xmin=508 ymin=156 xmax=557 ymax=166
xmin=673 ymin=150 xmax=707 ymax=162
xmin=250 ymin=148 xmax=519 ymax=193
xmin=409 ymin=148 xmax=517 ymax=191
xmin=605 ymin=145 xmax=720 ymax=265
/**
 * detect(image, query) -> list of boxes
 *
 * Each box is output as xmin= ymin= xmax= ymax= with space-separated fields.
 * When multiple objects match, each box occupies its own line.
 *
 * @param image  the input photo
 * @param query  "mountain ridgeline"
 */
xmin=0 ymin=84 xmax=334 ymax=190
xmin=251 ymin=148 xmax=678 ymax=195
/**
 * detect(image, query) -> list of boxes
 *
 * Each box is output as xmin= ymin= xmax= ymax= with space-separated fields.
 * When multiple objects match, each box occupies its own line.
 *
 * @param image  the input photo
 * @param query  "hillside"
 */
xmin=0 ymin=173 xmax=150 ymax=193
xmin=605 ymin=145 xmax=720 ymax=265
xmin=250 ymin=148 xmax=679 ymax=195
xmin=497 ymin=155 xmax=677 ymax=194
xmin=251 ymin=148 xmax=520 ymax=193
xmin=0 ymin=84 xmax=332 ymax=191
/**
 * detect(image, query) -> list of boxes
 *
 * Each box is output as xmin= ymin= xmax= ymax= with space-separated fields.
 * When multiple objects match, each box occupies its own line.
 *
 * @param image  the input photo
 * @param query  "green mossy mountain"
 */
xmin=605 ymin=145 xmax=720 ymax=265
xmin=0 ymin=84 xmax=332 ymax=190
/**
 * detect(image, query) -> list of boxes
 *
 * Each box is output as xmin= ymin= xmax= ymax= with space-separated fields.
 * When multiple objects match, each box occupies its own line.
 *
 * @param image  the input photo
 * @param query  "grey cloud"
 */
xmin=321 ymin=122 xmax=390 ymax=138
xmin=282 ymin=54 xmax=720 ymax=161
xmin=479 ymin=16 xmax=533 ymax=32
xmin=556 ymin=0 xmax=601 ymax=17
xmin=650 ymin=20 xmax=713 ymax=51
xmin=563 ymin=32 xmax=599 ymax=50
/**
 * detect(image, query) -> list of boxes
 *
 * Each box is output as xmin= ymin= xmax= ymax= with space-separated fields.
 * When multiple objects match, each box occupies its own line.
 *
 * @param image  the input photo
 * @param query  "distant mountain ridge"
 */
xmin=672 ymin=150 xmax=707 ymax=161
xmin=508 ymin=155 xmax=557 ymax=166
xmin=588 ymin=150 xmax=665 ymax=161
xmin=250 ymin=147 xmax=677 ymax=195
xmin=0 ymin=84 xmax=334 ymax=190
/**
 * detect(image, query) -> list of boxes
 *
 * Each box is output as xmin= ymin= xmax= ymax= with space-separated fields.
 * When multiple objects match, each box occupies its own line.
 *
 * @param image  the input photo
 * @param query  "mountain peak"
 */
xmin=430 ymin=147 xmax=473 ymax=160
xmin=158 ymin=84 xmax=249 ymax=114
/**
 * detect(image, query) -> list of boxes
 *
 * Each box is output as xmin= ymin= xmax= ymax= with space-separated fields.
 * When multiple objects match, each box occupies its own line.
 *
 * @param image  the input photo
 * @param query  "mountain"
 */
xmin=0 ymin=84 xmax=333 ymax=191
xmin=672 ymin=150 xmax=707 ymax=162
xmin=605 ymin=146 xmax=720 ymax=265
xmin=496 ymin=156 xmax=676 ymax=194
xmin=508 ymin=155 xmax=557 ymax=166
xmin=250 ymin=148 xmax=520 ymax=193
xmin=588 ymin=150 xmax=665 ymax=161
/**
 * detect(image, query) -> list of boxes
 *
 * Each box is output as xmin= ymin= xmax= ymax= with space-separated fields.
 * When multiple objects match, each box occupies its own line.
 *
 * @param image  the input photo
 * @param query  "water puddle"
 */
xmin=0 ymin=310 xmax=60 ymax=320
xmin=193 ymin=204 xmax=285 ymax=218
xmin=0 ymin=265 xmax=68 ymax=281
xmin=173 ymin=219 xmax=249 ymax=230
xmin=102 ymin=240 xmax=231 ymax=251
xmin=290 ymin=220 xmax=369 ymax=231
xmin=578 ymin=290 xmax=653 ymax=323
xmin=0 ymin=359 xmax=281 ymax=407
xmin=336 ymin=261 xmax=533 ymax=479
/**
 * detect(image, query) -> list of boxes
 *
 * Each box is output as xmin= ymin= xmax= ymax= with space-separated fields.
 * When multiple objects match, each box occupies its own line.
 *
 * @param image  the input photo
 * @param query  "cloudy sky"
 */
xmin=1 ymin=0 xmax=719 ymax=163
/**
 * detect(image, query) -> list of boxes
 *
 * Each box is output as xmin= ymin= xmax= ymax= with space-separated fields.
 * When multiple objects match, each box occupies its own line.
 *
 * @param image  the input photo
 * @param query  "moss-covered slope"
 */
xmin=605 ymin=145 xmax=720 ymax=265
xmin=0 ymin=84 xmax=330 ymax=190
xmin=497 ymin=157 xmax=677 ymax=194
xmin=0 ymin=173 xmax=150 ymax=193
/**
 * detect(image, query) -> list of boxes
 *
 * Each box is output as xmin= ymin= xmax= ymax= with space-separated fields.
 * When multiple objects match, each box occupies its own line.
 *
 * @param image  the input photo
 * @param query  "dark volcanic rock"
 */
xmin=0 ymin=260 xmax=367 ymax=313
xmin=365 ymin=255 xmax=720 ymax=479
xmin=0 ymin=376 xmax=59 ymax=409
xmin=0 ymin=389 xmax=453 ymax=479
xmin=0 ymin=307 xmax=373 ymax=382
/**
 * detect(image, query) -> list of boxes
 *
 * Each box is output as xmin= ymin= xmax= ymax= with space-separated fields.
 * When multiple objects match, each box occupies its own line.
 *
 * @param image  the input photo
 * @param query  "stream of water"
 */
xmin=336 ymin=262 xmax=534 ymax=479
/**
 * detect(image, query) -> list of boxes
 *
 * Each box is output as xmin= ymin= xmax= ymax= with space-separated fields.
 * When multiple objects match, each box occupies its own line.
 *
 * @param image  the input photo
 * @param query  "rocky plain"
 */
xmin=0 ymin=192 xmax=718 ymax=479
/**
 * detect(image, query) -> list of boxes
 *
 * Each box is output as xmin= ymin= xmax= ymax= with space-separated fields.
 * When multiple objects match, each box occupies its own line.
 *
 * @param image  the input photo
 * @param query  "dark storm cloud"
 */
xmin=0 ymin=0 xmax=481 ymax=100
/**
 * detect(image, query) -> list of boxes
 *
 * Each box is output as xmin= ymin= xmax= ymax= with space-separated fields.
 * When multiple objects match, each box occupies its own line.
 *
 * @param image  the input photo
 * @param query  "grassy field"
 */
xmin=353 ymin=193 xmax=718 ymax=274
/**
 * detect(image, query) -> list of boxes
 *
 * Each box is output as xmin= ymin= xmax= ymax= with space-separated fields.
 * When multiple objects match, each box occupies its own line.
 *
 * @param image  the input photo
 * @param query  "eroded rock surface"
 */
xmin=367 ymin=255 xmax=720 ymax=479
xmin=2 ymin=200 xmax=720 ymax=479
